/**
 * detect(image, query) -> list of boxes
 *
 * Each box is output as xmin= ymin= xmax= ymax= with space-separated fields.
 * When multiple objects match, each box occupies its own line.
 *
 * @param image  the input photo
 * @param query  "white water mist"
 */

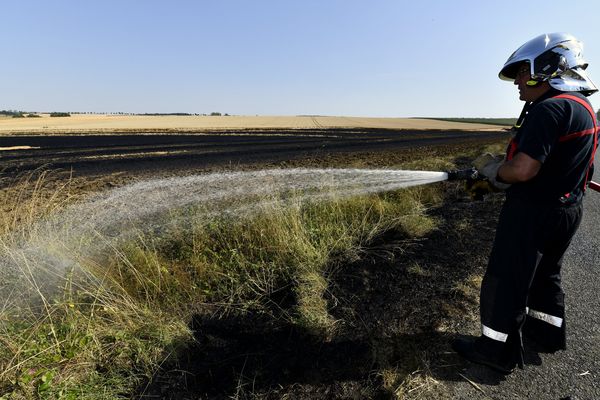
xmin=0 ymin=168 xmax=447 ymax=304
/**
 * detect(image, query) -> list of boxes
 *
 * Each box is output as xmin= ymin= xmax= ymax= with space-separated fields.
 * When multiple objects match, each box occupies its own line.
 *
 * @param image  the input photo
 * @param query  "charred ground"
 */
xmin=0 ymin=128 xmax=507 ymax=178
xmin=138 ymin=187 xmax=503 ymax=399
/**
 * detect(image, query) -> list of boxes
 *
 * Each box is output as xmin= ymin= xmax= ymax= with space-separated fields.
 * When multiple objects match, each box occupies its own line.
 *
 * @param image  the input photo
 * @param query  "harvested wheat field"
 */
xmin=0 ymin=114 xmax=505 ymax=135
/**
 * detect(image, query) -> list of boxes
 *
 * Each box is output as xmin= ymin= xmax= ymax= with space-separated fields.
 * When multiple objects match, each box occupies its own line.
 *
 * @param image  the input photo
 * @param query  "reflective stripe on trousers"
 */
xmin=482 ymin=324 xmax=508 ymax=342
xmin=526 ymin=307 xmax=564 ymax=328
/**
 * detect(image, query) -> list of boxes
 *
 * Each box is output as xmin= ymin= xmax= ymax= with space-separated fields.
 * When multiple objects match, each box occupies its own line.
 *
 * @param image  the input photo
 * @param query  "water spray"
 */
xmin=1 ymin=166 xmax=596 ymax=307
xmin=0 ymin=168 xmax=453 ymax=304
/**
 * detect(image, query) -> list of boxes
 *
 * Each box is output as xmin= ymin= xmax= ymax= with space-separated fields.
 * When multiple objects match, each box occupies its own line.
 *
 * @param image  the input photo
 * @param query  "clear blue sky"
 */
xmin=2 ymin=0 xmax=600 ymax=117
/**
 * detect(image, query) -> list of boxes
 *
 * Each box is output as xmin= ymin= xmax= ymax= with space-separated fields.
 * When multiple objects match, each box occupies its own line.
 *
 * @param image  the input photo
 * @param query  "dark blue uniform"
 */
xmin=478 ymin=89 xmax=598 ymax=367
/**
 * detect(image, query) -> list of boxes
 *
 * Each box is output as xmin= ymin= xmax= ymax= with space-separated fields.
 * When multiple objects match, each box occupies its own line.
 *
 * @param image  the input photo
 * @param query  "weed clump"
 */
xmin=105 ymin=190 xmax=439 ymax=331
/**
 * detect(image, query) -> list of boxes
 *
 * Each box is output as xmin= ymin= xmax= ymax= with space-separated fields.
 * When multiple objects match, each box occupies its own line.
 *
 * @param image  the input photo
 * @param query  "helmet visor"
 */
xmin=499 ymin=61 xmax=530 ymax=81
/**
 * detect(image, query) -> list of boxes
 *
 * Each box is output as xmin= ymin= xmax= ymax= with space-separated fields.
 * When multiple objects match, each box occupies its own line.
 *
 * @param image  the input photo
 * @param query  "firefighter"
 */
xmin=452 ymin=33 xmax=598 ymax=374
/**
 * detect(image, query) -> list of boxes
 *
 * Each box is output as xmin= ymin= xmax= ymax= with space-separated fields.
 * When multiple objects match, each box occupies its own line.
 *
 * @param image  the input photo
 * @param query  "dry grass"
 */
xmin=0 ymin=171 xmax=75 ymax=238
xmin=0 ymin=170 xmax=129 ymax=238
xmin=0 ymin=114 xmax=506 ymax=135
xmin=0 ymin=172 xmax=191 ymax=398
xmin=380 ymin=367 xmax=446 ymax=400
xmin=0 ymin=165 xmax=446 ymax=398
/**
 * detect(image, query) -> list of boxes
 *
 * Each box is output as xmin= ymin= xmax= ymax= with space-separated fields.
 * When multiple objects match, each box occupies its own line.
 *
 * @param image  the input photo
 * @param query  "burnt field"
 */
xmin=1 ymin=128 xmax=508 ymax=178
xmin=1 ymin=128 xmax=518 ymax=399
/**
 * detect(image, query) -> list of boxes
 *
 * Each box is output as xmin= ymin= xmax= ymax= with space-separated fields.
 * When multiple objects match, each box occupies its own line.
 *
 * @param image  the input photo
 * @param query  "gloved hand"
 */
xmin=472 ymin=153 xmax=511 ymax=190
xmin=465 ymin=179 xmax=498 ymax=200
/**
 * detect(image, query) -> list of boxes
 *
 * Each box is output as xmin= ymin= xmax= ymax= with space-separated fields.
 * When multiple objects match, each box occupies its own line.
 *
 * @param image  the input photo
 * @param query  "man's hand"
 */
xmin=473 ymin=153 xmax=511 ymax=190
xmin=497 ymin=152 xmax=541 ymax=183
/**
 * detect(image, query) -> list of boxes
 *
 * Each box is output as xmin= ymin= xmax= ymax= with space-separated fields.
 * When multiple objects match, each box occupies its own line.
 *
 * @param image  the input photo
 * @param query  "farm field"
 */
xmin=0 ymin=114 xmax=507 ymax=135
xmin=0 ymin=111 xmax=510 ymax=181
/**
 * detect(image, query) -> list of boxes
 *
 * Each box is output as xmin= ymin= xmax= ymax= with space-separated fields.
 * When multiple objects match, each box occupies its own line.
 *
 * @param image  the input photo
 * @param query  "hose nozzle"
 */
xmin=446 ymin=167 xmax=479 ymax=181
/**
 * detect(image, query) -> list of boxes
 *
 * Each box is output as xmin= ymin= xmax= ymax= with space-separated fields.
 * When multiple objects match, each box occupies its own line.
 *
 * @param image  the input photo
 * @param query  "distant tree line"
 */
xmin=2 ymin=109 xmax=233 ymax=117
xmin=1 ymin=110 xmax=24 ymax=117
xmin=138 ymin=113 xmax=194 ymax=116
xmin=1 ymin=110 xmax=41 ymax=118
xmin=137 ymin=112 xmax=230 ymax=116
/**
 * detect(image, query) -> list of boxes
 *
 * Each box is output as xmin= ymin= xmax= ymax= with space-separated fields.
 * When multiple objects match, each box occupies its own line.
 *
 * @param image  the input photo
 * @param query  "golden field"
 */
xmin=0 ymin=114 xmax=504 ymax=134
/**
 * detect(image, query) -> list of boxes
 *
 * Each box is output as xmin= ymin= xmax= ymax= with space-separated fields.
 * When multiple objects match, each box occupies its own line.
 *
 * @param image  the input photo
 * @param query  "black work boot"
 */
xmin=451 ymin=336 xmax=517 ymax=374
xmin=522 ymin=318 xmax=567 ymax=353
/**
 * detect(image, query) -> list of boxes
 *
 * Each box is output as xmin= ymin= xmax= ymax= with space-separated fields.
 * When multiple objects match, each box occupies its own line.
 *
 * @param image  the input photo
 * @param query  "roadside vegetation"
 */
xmin=0 ymin=144 xmax=502 ymax=399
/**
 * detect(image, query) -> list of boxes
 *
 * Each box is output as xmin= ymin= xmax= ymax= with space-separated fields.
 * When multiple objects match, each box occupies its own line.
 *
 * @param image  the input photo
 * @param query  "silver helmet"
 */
xmin=499 ymin=33 xmax=597 ymax=96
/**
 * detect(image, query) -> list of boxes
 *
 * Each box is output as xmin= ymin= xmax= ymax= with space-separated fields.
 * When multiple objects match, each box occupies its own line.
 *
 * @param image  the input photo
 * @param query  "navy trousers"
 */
xmin=479 ymin=195 xmax=583 ymax=365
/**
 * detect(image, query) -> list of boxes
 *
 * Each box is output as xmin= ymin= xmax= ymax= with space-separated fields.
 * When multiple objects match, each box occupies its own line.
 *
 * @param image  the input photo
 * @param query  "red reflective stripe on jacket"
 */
xmin=506 ymin=138 xmax=518 ymax=161
xmin=558 ymin=127 xmax=597 ymax=142
xmin=553 ymin=94 xmax=598 ymax=192
xmin=554 ymin=94 xmax=597 ymax=117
